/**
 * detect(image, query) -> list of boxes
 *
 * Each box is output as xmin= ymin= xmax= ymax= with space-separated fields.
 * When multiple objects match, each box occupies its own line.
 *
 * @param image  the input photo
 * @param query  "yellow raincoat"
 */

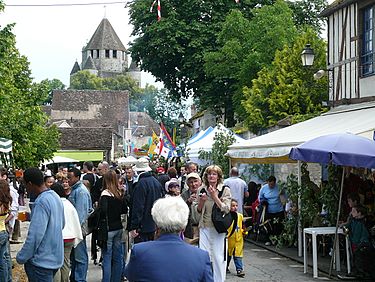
xmin=227 ymin=212 xmax=245 ymax=257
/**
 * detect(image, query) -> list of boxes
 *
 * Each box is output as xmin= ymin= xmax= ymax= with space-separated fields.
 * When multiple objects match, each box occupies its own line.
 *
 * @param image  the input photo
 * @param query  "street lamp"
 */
xmin=301 ymin=44 xmax=315 ymax=67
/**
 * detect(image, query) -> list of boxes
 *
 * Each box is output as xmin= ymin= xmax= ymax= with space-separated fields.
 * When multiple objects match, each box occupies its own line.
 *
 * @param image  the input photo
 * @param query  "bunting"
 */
xmin=150 ymin=0 xmax=161 ymax=21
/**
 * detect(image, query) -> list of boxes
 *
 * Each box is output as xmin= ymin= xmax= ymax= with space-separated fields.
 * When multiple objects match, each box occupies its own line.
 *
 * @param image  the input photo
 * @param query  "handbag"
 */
xmin=211 ymin=186 xmax=233 ymax=233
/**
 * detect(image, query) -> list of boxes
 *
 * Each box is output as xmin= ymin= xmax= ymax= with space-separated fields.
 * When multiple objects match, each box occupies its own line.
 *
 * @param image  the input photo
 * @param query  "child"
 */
xmin=344 ymin=205 xmax=373 ymax=278
xmin=227 ymin=199 xmax=246 ymax=278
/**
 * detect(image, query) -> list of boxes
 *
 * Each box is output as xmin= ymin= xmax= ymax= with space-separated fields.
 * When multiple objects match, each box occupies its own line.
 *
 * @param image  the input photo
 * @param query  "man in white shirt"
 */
xmin=224 ymin=167 xmax=249 ymax=214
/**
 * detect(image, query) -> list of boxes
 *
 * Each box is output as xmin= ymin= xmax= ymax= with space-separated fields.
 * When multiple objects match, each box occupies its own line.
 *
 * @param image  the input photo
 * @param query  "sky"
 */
xmin=1 ymin=0 xmax=163 ymax=88
xmin=1 ymin=0 xmax=335 ymax=88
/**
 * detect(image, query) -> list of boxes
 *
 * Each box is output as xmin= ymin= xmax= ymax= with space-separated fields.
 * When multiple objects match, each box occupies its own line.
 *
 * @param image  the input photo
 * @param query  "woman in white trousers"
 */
xmin=194 ymin=165 xmax=231 ymax=282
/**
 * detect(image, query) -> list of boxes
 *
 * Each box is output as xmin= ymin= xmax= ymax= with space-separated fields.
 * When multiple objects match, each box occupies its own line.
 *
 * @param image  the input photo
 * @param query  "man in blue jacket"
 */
xmin=16 ymin=168 xmax=64 ymax=282
xmin=129 ymin=158 xmax=164 ymax=243
xmin=68 ymin=167 xmax=92 ymax=282
xmin=125 ymin=196 xmax=213 ymax=282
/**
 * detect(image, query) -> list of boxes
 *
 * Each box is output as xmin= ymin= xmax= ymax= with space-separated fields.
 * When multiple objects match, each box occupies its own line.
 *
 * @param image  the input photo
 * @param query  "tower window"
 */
xmin=113 ymin=50 xmax=117 ymax=58
xmin=105 ymin=50 xmax=110 ymax=58
xmin=96 ymin=49 xmax=99 ymax=58
xmin=90 ymin=50 xmax=94 ymax=58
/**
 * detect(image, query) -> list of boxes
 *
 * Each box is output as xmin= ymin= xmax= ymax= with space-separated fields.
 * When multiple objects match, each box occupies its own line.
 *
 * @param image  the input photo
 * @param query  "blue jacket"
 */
xmin=125 ymin=234 xmax=213 ymax=282
xmin=258 ymin=183 xmax=284 ymax=214
xmin=129 ymin=172 xmax=164 ymax=233
xmin=16 ymin=190 xmax=64 ymax=269
xmin=69 ymin=181 xmax=92 ymax=225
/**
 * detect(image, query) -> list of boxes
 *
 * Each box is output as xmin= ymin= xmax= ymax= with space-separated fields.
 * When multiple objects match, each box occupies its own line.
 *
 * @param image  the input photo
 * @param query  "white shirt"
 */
xmin=223 ymin=177 xmax=247 ymax=214
xmin=61 ymin=198 xmax=83 ymax=247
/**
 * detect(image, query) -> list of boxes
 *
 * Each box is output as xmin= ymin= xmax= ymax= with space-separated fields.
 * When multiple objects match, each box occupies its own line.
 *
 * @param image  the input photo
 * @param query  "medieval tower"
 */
xmin=70 ymin=17 xmax=141 ymax=86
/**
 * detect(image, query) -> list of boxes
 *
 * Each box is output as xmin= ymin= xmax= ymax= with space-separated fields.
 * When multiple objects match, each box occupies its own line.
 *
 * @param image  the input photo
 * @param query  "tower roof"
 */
xmin=70 ymin=61 xmax=81 ymax=75
xmin=82 ymin=56 xmax=97 ymax=70
xmin=129 ymin=60 xmax=140 ymax=72
xmin=84 ymin=18 xmax=126 ymax=51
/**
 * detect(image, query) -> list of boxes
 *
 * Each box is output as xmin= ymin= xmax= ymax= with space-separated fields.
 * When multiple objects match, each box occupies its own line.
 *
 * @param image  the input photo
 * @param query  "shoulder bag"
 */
xmin=211 ymin=186 xmax=233 ymax=233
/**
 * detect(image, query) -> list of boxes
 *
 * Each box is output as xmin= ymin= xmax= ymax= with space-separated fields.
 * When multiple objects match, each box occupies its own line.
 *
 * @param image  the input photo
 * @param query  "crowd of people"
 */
xmin=1 ymin=160 xmax=374 ymax=281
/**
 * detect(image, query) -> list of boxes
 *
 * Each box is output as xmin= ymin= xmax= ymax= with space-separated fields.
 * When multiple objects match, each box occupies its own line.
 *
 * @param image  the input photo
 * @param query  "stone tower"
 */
xmin=70 ymin=17 xmax=141 ymax=85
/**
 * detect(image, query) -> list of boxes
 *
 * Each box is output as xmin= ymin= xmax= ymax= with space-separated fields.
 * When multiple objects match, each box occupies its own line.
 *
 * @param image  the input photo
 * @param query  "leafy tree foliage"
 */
xmin=69 ymin=70 xmax=141 ymax=100
xmin=287 ymin=0 xmax=328 ymax=33
xmin=128 ymin=0 xmax=275 ymax=123
xmin=40 ymin=78 xmax=65 ymax=104
xmin=242 ymin=29 xmax=328 ymax=133
xmin=0 ymin=4 xmax=59 ymax=168
xmin=198 ymin=128 xmax=236 ymax=177
xmin=137 ymin=85 xmax=186 ymax=133
xmin=203 ymin=1 xmax=297 ymax=124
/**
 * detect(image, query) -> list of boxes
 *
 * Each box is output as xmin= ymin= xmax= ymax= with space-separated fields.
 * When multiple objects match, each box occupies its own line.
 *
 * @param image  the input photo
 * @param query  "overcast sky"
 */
xmin=1 ymin=0 xmax=163 ymax=87
xmin=1 ymin=0 xmax=334 ymax=87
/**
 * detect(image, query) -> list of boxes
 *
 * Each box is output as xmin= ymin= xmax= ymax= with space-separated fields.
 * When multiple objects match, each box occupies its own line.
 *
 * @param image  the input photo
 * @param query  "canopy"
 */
xmin=228 ymin=102 xmax=375 ymax=164
xmin=118 ymin=155 xmax=138 ymax=166
xmin=186 ymin=124 xmax=245 ymax=165
xmin=43 ymin=156 xmax=79 ymax=165
xmin=187 ymin=127 xmax=214 ymax=146
xmin=0 ymin=138 xmax=12 ymax=153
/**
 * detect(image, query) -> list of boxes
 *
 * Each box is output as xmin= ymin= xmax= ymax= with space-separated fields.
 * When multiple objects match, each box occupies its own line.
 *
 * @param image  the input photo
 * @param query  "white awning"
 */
xmin=227 ymin=102 xmax=375 ymax=163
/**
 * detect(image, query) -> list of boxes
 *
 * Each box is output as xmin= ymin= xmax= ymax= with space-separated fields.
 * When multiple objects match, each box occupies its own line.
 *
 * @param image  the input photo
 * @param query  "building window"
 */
xmin=90 ymin=50 xmax=94 ymax=58
xmin=113 ymin=50 xmax=117 ymax=58
xmin=105 ymin=50 xmax=110 ymax=58
xmin=96 ymin=49 xmax=99 ymax=58
xmin=362 ymin=6 xmax=374 ymax=76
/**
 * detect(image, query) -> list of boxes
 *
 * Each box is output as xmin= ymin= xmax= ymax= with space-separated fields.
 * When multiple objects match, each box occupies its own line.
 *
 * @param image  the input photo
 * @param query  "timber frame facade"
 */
xmin=322 ymin=0 xmax=375 ymax=106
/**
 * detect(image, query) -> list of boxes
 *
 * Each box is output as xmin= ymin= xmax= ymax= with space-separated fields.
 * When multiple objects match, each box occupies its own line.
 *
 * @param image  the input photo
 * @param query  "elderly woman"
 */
xmin=193 ymin=165 xmax=231 ymax=282
xmin=125 ymin=197 xmax=213 ymax=282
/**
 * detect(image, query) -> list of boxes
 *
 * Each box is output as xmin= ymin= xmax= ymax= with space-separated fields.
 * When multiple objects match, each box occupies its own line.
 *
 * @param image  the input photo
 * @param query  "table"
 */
xmin=303 ymin=227 xmax=351 ymax=278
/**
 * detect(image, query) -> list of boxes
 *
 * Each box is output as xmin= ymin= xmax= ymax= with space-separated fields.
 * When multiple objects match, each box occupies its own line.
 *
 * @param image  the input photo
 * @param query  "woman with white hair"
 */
xmin=125 ymin=197 xmax=213 ymax=282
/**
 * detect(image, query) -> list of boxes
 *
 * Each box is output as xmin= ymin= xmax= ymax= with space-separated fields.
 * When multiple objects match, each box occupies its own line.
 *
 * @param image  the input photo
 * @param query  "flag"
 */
xmin=154 ymin=123 xmax=176 ymax=158
xmin=148 ymin=130 xmax=159 ymax=157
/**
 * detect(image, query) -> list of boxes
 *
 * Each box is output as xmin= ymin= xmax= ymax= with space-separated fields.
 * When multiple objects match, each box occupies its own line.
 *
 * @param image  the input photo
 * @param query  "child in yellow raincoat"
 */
xmin=227 ymin=199 xmax=246 ymax=278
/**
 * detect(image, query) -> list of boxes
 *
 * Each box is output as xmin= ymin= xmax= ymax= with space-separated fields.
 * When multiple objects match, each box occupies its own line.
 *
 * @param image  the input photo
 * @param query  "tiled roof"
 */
xmin=82 ymin=56 xmax=96 ymax=70
xmin=84 ymin=18 xmax=126 ymax=51
xmin=320 ymin=0 xmax=357 ymax=17
xmin=70 ymin=61 xmax=81 ymax=75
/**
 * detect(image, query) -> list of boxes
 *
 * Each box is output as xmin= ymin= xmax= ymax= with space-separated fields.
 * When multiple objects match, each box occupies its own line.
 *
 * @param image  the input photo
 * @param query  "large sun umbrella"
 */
xmin=43 ymin=156 xmax=79 ymax=165
xmin=289 ymin=132 xmax=375 ymax=276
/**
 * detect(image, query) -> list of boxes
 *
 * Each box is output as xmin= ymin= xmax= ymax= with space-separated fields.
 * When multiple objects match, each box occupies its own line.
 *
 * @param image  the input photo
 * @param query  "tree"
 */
xmin=69 ymin=70 xmax=141 ymax=100
xmin=69 ymin=70 xmax=104 ymax=90
xmin=287 ymin=0 xmax=328 ymax=33
xmin=203 ymin=1 xmax=297 ymax=124
xmin=198 ymin=128 xmax=236 ymax=177
xmin=140 ymin=85 xmax=186 ymax=133
xmin=40 ymin=78 xmax=65 ymax=104
xmin=0 ymin=3 xmax=59 ymax=168
xmin=242 ymin=29 xmax=328 ymax=133
xmin=128 ymin=0 xmax=275 ymax=123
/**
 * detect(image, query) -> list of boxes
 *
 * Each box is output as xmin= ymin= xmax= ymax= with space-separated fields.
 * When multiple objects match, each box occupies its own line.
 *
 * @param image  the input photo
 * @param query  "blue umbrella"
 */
xmin=289 ymin=133 xmax=375 ymax=276
xmin=289 ymin=132 xmax=375 ymax=168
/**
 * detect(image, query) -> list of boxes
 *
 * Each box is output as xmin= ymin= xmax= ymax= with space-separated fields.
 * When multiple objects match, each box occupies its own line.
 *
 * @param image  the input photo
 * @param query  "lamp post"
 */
xmin=301 ymin=44 xmax=315 ymax=67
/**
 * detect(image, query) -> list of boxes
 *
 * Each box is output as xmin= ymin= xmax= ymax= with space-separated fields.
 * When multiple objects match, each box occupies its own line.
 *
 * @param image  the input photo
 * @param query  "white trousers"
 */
xmin=199 ymin=227 xmax=226 ymax=282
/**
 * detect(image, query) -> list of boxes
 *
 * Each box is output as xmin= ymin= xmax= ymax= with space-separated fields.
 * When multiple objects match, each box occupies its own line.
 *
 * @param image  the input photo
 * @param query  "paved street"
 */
xmin=12 ymin=221 xmax=334 ymax=281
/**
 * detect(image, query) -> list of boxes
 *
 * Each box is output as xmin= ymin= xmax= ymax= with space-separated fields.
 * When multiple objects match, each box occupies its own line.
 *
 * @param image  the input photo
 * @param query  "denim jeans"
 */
xmin=102 ymin=229 xmax=123 ymax=282
xmin=0 ymin=231 xmax=9 ymax=282
xmin=24 ymin=261 xmax=57 ymax=282
xmin=70 ymin=239 xmax=88 ymax=282
xmin=4 ymin=240 xmax=12 ymax=282
xmin=227 ymin=255 xmax=243 ymax=271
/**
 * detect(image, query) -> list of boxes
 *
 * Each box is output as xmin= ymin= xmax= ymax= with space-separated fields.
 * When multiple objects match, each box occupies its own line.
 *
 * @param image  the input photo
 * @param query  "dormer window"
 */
xmin=105 ymin=50 xmax=110 ymax=58
xmin=113 ymin=50 xmax=117 ymax=58
xmin=362 ymin=5 xmax=375 ymax=76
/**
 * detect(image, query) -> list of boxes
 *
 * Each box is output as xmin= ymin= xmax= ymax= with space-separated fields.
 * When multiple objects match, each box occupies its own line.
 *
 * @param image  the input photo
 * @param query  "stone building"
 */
xmin=49 ymin=89 xmax=129 ymax=162
xmin=70 ymin=17 xmax=141 ymax=86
